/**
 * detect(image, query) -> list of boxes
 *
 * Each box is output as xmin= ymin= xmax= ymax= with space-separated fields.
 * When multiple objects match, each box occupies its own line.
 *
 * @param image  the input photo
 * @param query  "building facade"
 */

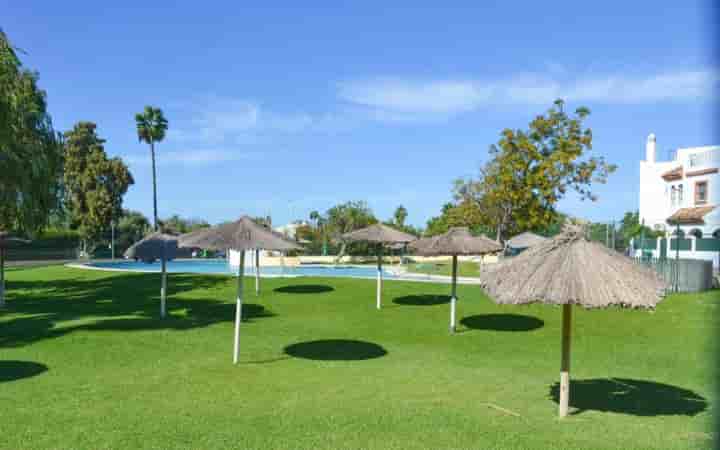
xmin=637 ymin=134 xmax=720 ymax=268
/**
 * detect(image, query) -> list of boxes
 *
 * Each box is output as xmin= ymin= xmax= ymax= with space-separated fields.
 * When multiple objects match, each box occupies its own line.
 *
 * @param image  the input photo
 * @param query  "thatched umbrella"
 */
xmin=506 ymin=231 xmax=549 ymax=252
xmin=478 ymin=224 xmax=666 ymax=418
xmin=178 ymin=216 xmax=300 ymax=364
xmin=342 ymin=224 xmax=416 ymax=310
xmin=410 ymin=227 xmax=502 ymax=332
xmin=0 ymin=232 xmax=30 ymax=308
xmin=124 ymin=232 xmax=178 ymax=318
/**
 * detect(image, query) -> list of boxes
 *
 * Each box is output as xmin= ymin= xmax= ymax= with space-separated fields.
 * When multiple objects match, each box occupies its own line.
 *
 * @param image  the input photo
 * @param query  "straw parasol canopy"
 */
xmin=178 ymin=216 xmax=301 ymax=364
xmin=478 ymin=224 xmax=666 ymax=418
xmin=479 ymin=225 xmax=666 ymax=308
xmin=0 ymin=231 xmax=30 ymax=308
xmin=410 ymin=227 xmax=502 ymax=256
xmin=343 ymin=224 xmax=417 ymax=310
xmin=124 ymin=232 xmax=178 ymax=318
xmin=179 ymin=216 xmax=300 ymax=252
xmin=506 ymin=231 xmax=549 ymax=250
xmin=124 ymin=232 xmax=178 ymax=262
xmin=343 ymin=223 xmax=417 ymax=244
xmin=410 ymin=227 xmax=502 ymax=332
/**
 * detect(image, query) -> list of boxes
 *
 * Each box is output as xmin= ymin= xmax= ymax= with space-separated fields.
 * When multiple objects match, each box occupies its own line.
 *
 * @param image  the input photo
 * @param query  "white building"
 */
xmin=638 ymin=133 xmax=720 ymax=267
xmin=273 ymin=221 xmax=309 ymax=240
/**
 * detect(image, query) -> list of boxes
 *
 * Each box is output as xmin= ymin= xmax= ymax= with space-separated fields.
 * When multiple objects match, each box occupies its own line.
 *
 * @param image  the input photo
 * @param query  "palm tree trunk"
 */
xmin=150 ymin=140 xmax=158 ymax=231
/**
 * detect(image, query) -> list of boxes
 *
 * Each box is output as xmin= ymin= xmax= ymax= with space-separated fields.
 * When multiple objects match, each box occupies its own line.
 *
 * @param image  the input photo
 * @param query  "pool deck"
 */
xmin=66 ymin=261 xmax=483 ymax=285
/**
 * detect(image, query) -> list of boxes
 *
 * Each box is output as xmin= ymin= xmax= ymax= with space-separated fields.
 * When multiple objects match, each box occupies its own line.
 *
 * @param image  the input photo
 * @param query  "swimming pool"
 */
xmin=83 ymin=259 xmax=395 ymax=279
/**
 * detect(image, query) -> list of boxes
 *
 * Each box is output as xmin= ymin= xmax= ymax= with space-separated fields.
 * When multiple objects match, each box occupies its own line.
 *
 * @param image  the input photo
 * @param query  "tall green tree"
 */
xmin=325 ymin=201 xmax=377 ymax=260
xmin=309 ymin=210 xmax=321 ymax=228
xmin=393 ymin=205 xmax=408 ymax=228
xmin=116 ymin=209 xmax=151 ymax=253
xmin=0 ymin=29 xmax=63 ymax=235
xmin=456 ymin=99 xmax=616 ymax=242
xmin=63 ymin=122 xmax=134 ymax=252
xmin=135 ymin=106 xmax=168 ymax=231
xmin=161 ymin=214 xmax=210 ymax=235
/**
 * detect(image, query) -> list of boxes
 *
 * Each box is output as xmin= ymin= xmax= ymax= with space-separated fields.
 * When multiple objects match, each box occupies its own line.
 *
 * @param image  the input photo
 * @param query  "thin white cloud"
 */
xmin=168 ymin=96 xmax=356 ymax=143
xmin=125 ymin=149 xmax=253 ymax=166
xmin=337 ymin=79 xmax=490 ymax=114
xmin=337 ymin=69 xmax=720 ymax=119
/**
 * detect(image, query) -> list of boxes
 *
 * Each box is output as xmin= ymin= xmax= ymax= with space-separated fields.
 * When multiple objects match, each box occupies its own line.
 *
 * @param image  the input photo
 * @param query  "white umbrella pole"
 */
xmin=559 ymin=303 xmax=572 ymax=417
xmin=450 ymin=254 xmax=457 ymax=333
xmin=233 ymin=251 xmax=245 ymax=364
xmin=160 ymin=256 xmax=167 ymax=318
xmin=376 ymin=245 xmax=383 ymax=310
xmin=0 ymin=247 xmax=5 ymax=308
xmin=255 ymin=249 xmax=260 ymax=296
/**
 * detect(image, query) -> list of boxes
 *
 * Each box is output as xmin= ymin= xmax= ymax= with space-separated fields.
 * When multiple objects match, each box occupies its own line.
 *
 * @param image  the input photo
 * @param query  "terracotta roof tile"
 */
xmin=666 ymin=205 xmax=716 ymax=225
xmin=661 ymin=166 xmax=683 ymax=181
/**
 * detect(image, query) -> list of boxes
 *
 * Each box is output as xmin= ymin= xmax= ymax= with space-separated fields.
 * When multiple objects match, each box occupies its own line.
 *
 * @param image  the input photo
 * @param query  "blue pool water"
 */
xmin=85 ymin=259 xmax=395 ymax=279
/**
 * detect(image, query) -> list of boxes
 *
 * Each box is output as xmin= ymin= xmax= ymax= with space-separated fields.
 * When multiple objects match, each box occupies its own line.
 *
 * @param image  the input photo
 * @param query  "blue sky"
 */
xmin=5 ymin=1 xmax=719 ymax=227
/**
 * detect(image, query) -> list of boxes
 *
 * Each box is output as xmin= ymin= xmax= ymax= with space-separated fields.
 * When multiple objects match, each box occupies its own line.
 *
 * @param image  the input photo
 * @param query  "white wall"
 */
xmin=639 ymin=160 xmax=674 ymax=230
xmin=639 ymin=139 xmax=719 ymax=233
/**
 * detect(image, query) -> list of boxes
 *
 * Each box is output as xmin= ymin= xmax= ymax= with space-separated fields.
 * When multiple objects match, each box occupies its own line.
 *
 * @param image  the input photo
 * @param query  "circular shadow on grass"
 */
xmin=284 ymin=339 xmax=387 ymax=361
xmin=393 ymin=295 xmax=451 ymax=306
xmin=274 ymin=285 xmax=334 ymax=294
xmin=548 ymin=378 xmax=708 ymax=416
xmin=0 ymin=361 xmax=48 ymax=382
xmin=460 ymin=314 xmax=544 ymax=332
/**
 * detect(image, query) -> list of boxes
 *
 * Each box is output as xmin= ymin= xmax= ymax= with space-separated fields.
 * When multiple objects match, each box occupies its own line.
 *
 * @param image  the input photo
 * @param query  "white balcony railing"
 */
xmin=688 ymin=150 xmax=720 ymax=168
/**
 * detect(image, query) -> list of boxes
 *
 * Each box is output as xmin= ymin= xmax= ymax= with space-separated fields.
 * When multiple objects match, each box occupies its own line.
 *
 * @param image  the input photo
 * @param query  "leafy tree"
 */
xmin=309 ymin=210 xmax=320 ymax=228
xmin=116 ymin=209 xmax=151 ymax=253
xmin=424 ymin=200 xmax=493 ymax=238
xmin=160 ymin=214 xmax=210 ymax=235
xmin=425 ymin=203 xmax=454 ymax=236
xmin=393 ymin=205 xmax=408 ymax=228
xmin=325 ymin=201 xmax=377 ymax=260
xmin=135 ymin=106 xmax=168 ymax=230
xmin=455 ymin=99 xmax=616 ymax=242
xmin=63 ymin=122 xmax=134 ymax=252
xmin=0 ymin=29 xmax=64 ymax=235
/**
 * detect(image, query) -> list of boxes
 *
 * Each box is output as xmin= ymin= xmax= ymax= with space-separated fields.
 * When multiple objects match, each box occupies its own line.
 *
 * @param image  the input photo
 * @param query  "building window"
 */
xmin=678 ymin=184 xmax=683 ymax=205
xmin=670 ymin=186 xmax=677 ymax=206
xmin=670 ymin=184 xmax=684 ymax=207
xmin=695 ymin=181 xmax=708 ymax=205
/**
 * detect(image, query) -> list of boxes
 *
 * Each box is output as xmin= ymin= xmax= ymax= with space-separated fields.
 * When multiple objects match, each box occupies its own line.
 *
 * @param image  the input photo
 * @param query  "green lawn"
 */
xmin=0 ymin=265 xmax=716 ymax=449
xmin=407 ymin=260 xmax=481 ymax=277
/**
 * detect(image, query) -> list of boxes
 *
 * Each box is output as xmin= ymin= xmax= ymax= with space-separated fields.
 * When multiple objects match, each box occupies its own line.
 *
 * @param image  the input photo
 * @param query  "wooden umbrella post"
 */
xmin=450 ymin=254 xmax=458 ymax=333
xmin=233 ymin=251 xmax=245 ymax=364
xmin=559 ymin=303 xmax=572 ymax=418
xmin=255 ymin=248 xmax=260 ymax=296
xmin=160 ymin=256 xmax=167 ymax=318
xmin=376 ymin=244 xmax=383 ymax=310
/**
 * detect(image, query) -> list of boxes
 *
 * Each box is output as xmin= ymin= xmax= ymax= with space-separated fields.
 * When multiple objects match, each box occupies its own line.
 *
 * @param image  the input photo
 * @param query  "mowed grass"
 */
xmin=407 ymin=260 xmax=482 ymax=277
xmin=0 ymin=265 xmax=716 ymax=449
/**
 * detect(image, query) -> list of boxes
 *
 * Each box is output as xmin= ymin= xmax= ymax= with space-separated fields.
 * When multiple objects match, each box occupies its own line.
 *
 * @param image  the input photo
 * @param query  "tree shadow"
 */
xmin=1 ymin=271 xmax=272 ymax=348
xmin=0 ymin=361 xmax=48 ymax=382
xmin=284 ymin=339 xmax=387 ymax=361
xmin=393 ymin=295 xmax=451 ymax=306
xmin=460 ymin=314 xmax=544 ymax=332
xmin=548 ymin=378 xmax=708 ymax=416
xmin=274 ymin=285 xmax=334 ymax=294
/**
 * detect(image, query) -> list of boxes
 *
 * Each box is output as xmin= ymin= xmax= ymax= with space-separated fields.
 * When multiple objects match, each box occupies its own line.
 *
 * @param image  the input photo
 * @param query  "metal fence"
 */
xmin=633 ymin=256 xmax=714 ymax=293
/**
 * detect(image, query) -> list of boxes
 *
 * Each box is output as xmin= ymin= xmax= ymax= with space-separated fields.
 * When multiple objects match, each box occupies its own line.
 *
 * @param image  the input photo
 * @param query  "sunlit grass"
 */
xmin=0 ymin=265 xmax=716 ymax=449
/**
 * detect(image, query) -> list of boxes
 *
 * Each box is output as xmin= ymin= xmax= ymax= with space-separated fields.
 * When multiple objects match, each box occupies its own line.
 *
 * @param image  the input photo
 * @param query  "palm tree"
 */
xmin=135 ymin=106 xmax=168 ymax=231
xmin=309 ymin=210 xmax=320 ymax=229
xmin=394 ymin=205 xmax=408 ymax=228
